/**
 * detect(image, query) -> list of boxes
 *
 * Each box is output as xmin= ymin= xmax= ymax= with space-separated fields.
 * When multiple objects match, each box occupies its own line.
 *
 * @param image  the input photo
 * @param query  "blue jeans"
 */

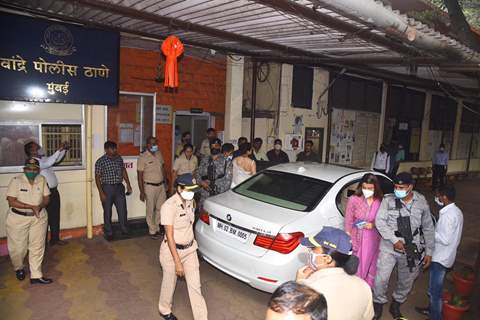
xmin=429 ymin=262 xmax=448 ymax=320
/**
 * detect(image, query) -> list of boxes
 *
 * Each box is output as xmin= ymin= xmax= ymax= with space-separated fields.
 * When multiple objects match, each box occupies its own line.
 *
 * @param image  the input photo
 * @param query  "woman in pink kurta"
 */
xmin=344 ymin=173 xmax=383 ymax=287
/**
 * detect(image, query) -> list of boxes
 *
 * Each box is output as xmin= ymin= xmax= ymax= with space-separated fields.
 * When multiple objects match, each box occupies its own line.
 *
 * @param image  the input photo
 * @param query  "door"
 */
xmin=173 ymin=113 xmax=211 ymax=159
xmin=305 ymin=127 xmax=324 ymax=162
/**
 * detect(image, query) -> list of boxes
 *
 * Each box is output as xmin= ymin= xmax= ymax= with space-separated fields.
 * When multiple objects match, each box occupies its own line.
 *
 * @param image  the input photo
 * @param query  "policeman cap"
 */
xmin=209 ymin=138 xmax=222 ymax=147
xmin=394 ymin=172 xmax=414 ymax=185
xmin=300 ymin=226 xmax=352 ymax=255
xmin=176 ymin=173 xmax=201 ymax=192
xmin=24 ymin=157 xmax=40 ymax=169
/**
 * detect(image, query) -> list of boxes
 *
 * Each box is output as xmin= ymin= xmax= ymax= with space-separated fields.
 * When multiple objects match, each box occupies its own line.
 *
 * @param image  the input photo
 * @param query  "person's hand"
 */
xmin=296 ymin=265 xmax=315 ymax=281
xmin=99 ymin=192 xmax=107 ymax=203
xmin=393 ymin=240 xmax=405 ymax=253
xmin=175 ymin=262 xmax=185 ymax=277
xmin=60 ymin=141 xmax=70 ymax=151
xmin=365 ymin=223 xmax=374 ymax=230
xmin=126 ymin=184 xmax=132 ymax=195
xmin=31 ymin=205 xmax=41 ymax=218
xmin=423 ymin=255 xmax=432 ymax=270
xmin=201 ymin=181 xmax=210 ymax=189
xmin=140 ymin=192 xmax=146 ymax=202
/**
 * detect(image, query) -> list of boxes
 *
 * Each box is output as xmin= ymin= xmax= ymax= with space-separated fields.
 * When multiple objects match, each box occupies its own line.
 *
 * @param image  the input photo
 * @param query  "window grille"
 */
xmin=41 ymin=124 xmax=82 ymax=166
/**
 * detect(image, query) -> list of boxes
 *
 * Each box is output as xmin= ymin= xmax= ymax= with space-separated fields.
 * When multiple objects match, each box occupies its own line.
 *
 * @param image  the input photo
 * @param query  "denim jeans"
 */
xmin=429 ymin=262 xmax=448 ymax=320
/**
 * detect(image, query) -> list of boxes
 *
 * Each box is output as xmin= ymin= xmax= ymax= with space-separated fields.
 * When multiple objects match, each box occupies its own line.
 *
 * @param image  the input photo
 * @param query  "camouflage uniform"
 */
xmin=195 ymin=154 xmax=232 ymax=210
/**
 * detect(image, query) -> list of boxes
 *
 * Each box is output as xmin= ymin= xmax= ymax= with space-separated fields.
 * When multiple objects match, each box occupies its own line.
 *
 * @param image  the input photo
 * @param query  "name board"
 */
xmin=0 ymin=12 xmax=119 ymax=105
xmin=156 ymin=105 xmax=172 ymax=124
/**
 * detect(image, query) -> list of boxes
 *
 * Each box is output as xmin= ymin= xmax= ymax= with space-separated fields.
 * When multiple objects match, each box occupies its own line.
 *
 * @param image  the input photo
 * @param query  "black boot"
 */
xmin=389 ymin=300 xmax=404 ymax=319
xmin=373 ymin=303 xmax=383 ymax=320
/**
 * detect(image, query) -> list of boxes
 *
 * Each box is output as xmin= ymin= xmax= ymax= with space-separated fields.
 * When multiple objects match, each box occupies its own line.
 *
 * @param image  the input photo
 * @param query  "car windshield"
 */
xmin=233 ymin=170 xmax=333 ymax=212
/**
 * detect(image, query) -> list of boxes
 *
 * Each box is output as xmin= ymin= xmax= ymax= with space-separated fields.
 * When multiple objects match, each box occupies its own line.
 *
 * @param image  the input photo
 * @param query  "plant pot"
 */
xmin=443 ymin=301 xmax=469 ymax=320
xmin=452 ymin=272 xmax=476 ymax=297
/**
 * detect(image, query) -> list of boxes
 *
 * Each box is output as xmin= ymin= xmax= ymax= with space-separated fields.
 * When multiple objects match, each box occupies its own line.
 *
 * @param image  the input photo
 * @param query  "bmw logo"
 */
xmin=226 ymin=214 xmax=232 ymax=221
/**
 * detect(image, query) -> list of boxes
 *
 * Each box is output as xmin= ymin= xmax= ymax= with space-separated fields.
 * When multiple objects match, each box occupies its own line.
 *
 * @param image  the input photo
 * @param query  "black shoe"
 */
xmin=150 ymin=233 xmax=160 ymax=240
xmin=50 ymin=239 xmax=68 ymax=246
xmin=104 ymin=234 xmax=114 ymax=241
xmin=15 ymin=269 xmax=26 ymax=281
xmin=160 ymin=313 xmax=177 ymax=320
xmin=373 ymin=302 xmax=383 ymax=320
xmin=30 ymin=277 xmax=53 ymax=285
xmin=389 ymin=300 xmax=404 ymax=319
xmin=415 ymin=306 xmax=430 ymax=316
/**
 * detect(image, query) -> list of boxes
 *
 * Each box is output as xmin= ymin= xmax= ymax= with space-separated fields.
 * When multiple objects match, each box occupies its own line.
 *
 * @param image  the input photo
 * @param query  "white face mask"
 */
xmin=434 ymin=196 xmax=444 ymax=207
xmin=180 ymin=191 xmax=195 ymax=201
xmin=274 ymin=144 xmax=282 ymax=150
xmin=307 ymin=251 xmax=328 ymax=271
xmin=362 ymin=189 xmax=374 ymax=199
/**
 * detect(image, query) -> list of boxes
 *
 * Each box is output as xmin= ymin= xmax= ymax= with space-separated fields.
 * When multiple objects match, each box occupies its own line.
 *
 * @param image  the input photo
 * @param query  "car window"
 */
xmin=233 ymin=170 xmax=333 ymax=212
xmin=336 ymin=179 xmax=360 ymax=216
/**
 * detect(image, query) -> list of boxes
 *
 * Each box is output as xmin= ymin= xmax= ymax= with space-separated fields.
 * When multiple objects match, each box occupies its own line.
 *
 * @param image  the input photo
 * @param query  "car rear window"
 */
xmin=233 ymin=170 xmax=332 ymax=212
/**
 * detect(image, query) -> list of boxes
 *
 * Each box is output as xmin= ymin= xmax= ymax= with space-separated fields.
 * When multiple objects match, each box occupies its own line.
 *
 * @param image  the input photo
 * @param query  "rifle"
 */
xmin=394 ymin=199 xmax=423 ymax=272
xmin=206 ymin=157 xmax=217 ymax=196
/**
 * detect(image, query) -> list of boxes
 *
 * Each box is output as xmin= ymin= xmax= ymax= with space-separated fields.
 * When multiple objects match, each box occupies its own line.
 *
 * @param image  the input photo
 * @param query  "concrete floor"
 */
xmin=0 ymin=178 xmax=478 ymax=320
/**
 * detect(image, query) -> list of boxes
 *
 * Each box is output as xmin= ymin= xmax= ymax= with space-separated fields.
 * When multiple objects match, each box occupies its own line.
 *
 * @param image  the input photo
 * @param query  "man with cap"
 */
xmin=158 ymin=173 xmax=208 ymax=320
xmin=5 ymin=158 xmax=52 ymax=284
xmin=373 ymin=172 xmax=435 ymax=320
xmin=296 ymin=226 xmax=374 ymax=320
xmin=137 ymin=136 xmax=168 ymax=239
xmin=195 ymin=138 xmax=233 ymax=211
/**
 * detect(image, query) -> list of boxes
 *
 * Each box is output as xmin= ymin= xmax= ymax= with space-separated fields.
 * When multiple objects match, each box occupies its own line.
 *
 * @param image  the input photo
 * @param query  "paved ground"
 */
xmin=0 ymin=178 xmax=478 ymax=320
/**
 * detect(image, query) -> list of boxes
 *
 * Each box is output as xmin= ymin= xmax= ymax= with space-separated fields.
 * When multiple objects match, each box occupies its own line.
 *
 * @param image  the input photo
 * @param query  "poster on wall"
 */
xmin=329 ymin=109 xmax=355 ymax=165
xmin=284 ymin=134 xmax=303 ymax=151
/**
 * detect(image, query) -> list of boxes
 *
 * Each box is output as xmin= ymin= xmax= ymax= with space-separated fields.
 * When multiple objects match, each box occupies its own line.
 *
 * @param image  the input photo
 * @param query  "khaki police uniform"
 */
xmin=158 ymin=194 xmax=208 ymax=320
xmin=173 ymin=153 xmax=198 ymax=176
xmin=138 ymin=150 xmax=167 ymax=235
xmin=6 ymin=174 xmax=50 ymax=278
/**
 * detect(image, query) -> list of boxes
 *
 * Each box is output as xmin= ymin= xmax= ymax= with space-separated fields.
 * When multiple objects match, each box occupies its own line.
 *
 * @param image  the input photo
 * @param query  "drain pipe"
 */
xmin=314 ymin=0 xmax=480 ymax=62
xmin=85 ymin=105 xmax=93 ymax=239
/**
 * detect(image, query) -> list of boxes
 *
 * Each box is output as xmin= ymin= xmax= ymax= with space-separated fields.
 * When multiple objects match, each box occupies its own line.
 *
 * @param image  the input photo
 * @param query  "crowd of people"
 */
xmin=3 ymin=127 xmax=465 ymax=320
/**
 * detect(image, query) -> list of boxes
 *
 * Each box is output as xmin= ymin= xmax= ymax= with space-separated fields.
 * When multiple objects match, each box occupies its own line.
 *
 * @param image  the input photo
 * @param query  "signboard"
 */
xmin=0 ymin=12 xmax=119 ymax=105
xmin=156 ymin=104 xmax=172 ymax=124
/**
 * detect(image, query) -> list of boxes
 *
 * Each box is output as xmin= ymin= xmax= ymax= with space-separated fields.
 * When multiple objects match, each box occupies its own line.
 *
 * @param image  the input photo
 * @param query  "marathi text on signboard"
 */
xmin=0 ymin=12 xmax=119 ymax=105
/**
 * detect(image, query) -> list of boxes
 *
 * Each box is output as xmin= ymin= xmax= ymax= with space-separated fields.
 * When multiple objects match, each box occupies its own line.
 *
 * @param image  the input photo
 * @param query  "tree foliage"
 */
xmin=427 ymin=0 xmax=480 ymax=28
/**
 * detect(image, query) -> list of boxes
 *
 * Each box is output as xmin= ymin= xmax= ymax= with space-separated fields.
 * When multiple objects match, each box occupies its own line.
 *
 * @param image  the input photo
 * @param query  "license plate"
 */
xmin=213 ymin=219 xmax=250 ymax=243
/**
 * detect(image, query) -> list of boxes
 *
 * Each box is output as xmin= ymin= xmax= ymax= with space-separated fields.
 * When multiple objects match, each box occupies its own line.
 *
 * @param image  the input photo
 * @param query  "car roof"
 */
xmin=267 ymin=162 xmax=365 ymax=183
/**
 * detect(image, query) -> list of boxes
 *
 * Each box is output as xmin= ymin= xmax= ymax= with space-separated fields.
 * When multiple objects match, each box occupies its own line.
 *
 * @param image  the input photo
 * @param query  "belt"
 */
xmin=50 ymin=186 xmax=57 ymax=191
xmin=175 ymin=240 xmax=194 ymax=250
xmin=11 ymin=208 xmax=35 ymax=217
xmin=145 ymin=181 xmax=164 ymax=186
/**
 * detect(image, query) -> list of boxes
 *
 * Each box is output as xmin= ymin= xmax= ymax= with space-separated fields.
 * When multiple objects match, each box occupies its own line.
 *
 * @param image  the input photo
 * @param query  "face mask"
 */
xmin=211 ymin=148 xmax=221 ymax=155
xmin=180 ymin=191 xmax=195 ymax=201
xmin=307 ymin=251 xmax=328 ymax=271
xmin=274 ymin=144 xmax=282 ymax=150
xmin=37 ymin=148 xmax=45 ymax=156
xmin=440 ymin=148 xmax=445 ymax=152
xmin=150 ymin=145 xmax=158 ymax=152
xmin=394 ymin=189 xmax=408 ymax=199
xmin=434 ymin=196 xmax=444 ymax=207
xmin=25 ymin=172 xmax=38 ymax=180
xmin=227 ymin=155 xmax=233 ymax=161
xmin=362 ymin=189 xmax=374 ymax=199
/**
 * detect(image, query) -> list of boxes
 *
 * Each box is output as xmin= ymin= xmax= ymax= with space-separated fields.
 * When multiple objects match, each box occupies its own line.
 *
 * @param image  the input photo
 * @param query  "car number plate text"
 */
xmin=214 ymin=220 xmax=249 ymax=243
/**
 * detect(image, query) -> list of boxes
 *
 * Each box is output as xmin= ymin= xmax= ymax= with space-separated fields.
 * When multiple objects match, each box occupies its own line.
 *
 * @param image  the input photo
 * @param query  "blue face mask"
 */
xmin=150 ymin=145 xmax=158 ymax=152
xmin=394 ymin=189 xmax=408 ymax=199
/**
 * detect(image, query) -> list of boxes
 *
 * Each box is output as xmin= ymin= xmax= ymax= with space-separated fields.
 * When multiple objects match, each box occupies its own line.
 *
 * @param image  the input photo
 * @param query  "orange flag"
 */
xmin=161 ymin=35 xmax=184 ymax=88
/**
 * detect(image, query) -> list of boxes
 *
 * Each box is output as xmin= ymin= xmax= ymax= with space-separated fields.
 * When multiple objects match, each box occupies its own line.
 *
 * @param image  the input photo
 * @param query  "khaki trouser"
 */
xmin=158 ymin=243 xmax=208 ymax=320
xmin=6 ymin=210 xmax=48 ymax=279
xmin=145 ymin=184 xmax=166 ymax=235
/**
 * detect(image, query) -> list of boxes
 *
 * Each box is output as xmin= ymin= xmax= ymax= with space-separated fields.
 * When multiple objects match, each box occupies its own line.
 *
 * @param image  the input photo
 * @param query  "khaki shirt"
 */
xmin=137 ymin=150 xmax=165 ymax=183
xmin=299 ymin=268 xmax=374 ymax=320
xmin=200 ymin=139 xmax=211 ymax=157
xmin=161 ymin=193 xmax=196 ymax=246
xmin=173 ymin=154 xmax=198 ymax=175
xmin=6 ymin=174 xmax=50 ymax=213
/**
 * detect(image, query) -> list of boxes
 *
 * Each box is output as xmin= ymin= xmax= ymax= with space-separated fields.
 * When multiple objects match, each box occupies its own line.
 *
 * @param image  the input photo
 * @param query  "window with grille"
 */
xmin=41 ymin=124 xmax=82 ymax=166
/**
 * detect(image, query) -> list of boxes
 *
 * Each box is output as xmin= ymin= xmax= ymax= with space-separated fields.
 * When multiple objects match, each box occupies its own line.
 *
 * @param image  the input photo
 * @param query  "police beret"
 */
xmin=394 ymin=172 xmax=414 ymax=185
xmin=24 ymin=157 xmax=40 ymax=168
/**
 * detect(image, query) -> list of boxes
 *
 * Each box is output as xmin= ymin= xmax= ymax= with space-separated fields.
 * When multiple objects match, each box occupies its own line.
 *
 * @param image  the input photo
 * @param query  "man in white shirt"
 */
xmin=25 ymin=141 xmax=68 ymax=246
xmin=415 ymin=185 xmax=463 ymax=320
xmin=371 ymin=145 xmax=390 ymax=174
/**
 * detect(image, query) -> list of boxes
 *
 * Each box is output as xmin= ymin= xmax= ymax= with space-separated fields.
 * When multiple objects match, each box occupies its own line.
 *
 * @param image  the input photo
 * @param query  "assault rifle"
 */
xmin=394 ymin=199 xmax=423 ymax=272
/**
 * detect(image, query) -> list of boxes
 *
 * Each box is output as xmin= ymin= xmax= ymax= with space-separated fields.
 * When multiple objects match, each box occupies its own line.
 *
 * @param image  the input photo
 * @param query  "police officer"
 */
xmin=373 ymin=172 xmax=435 ymax=320
xmin=5 ymin=158 xmax=52 ymax=284
xmin=137 ymin=136 xmax=168 ymax=239
xmin=195 ymin=138 xmax=232 ymax=210
xmin=158 ymin=173 xmax=208 ymax=320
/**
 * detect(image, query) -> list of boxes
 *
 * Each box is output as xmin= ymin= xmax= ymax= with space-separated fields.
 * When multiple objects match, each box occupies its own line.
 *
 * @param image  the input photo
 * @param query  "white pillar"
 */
xmin=224 ymin=55 xmax=244 ymax=142
xmin=451 ymin=100 xmax=463 ymax=159
xmin=378 ymin=81 xmax=388 ymax=149
xmin=419 ymin=92 xmax=432 ymax=160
